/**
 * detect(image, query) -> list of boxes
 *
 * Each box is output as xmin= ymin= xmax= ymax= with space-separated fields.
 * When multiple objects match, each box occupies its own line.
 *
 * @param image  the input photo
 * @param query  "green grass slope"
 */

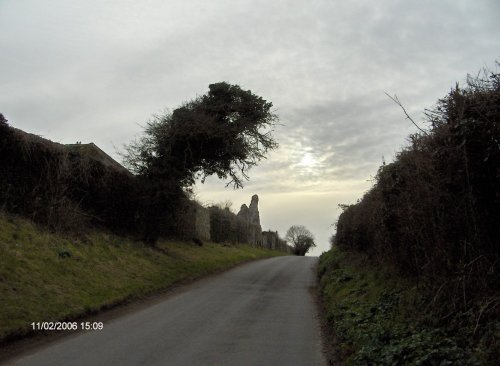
xmin=0 ymin=213 xmax=285 ymax=343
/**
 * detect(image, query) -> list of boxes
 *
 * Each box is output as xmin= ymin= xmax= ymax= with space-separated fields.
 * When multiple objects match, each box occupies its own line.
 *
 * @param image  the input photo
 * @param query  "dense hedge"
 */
xmin=335 ymin=70 xmax=500 ymax=312
xmin=0 ymin=114 xmax=139 ymax=233
xmin=0 ymin=115 xmax=257 ymax=244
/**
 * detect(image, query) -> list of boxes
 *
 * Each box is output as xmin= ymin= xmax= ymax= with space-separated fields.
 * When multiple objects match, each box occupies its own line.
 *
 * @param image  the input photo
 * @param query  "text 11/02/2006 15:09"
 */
xmin=31 ymin=322 xmax=104 ymax=331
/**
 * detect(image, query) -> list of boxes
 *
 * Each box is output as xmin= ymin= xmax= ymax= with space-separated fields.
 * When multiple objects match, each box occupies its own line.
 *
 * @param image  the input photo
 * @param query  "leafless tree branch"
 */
xmin=385 ymin=92 xmax=428 ymax=135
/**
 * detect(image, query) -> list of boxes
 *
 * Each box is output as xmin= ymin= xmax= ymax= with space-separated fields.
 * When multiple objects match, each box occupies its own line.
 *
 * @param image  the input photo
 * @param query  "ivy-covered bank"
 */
xmin=318 ymin=248 xmax=498 ymax=365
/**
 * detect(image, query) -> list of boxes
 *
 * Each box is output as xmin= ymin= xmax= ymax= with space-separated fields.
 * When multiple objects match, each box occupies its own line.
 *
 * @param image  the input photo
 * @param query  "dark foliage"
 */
xmin=334 ymin=69 xmax=500 ymax=333
xmin=124 ymin=82 xmax=278 ymax=189
xmin=0 ymin=114 xmax=138 ymax=233
xmin=123 ymin=82 xmax=278 ymax=244
xmin=65 ymin=152 xmax=139 ymax=233
xmin=1 ymin=82 xmax=279 ymax=246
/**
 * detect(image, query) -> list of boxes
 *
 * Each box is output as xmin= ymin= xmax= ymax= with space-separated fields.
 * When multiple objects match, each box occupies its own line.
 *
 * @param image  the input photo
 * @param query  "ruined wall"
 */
xmin=175 ymin=200 xmax=211 ymax=241
xmin=194 ymin=203 xmax=211 ymax=241
xmin=208 ymin=206 xmax=238 ymax=244
xmin=181 ymin=194 xmax=287 ymax=251
xmin=237 ymin=194 xmax=263 ymax=246
xmin=262 ymin=231 xmax=291 ymax=252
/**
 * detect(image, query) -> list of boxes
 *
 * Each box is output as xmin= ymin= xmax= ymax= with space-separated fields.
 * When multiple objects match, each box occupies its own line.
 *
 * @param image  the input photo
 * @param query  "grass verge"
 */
xmin=318 ymin=247 xmax=498 ymax=365
xmin=0 ymin=213 xmax=285 ymax=345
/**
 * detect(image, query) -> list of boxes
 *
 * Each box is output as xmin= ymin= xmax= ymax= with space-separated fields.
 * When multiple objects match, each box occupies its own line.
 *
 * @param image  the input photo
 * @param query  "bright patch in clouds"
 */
xmin=299 ymin=152 xmax=316 ymax=168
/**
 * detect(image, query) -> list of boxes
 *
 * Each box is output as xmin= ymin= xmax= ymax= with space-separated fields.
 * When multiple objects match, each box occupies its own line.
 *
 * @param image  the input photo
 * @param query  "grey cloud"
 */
xmin=1 ymin=0 xmax=499 ymax=254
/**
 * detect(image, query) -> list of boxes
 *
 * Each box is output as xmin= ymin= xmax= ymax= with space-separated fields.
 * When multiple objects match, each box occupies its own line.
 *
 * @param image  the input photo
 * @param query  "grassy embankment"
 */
xmin=318 ymin=247 xmax=497 ymax=365
xmin=0 ymin=213 xmax=285 ymax=344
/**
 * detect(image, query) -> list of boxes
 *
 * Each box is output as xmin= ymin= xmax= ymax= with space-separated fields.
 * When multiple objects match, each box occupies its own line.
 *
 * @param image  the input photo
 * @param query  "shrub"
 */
xmin=334 ymin=68 xmax=500 ymax=318
xmin=0 ymin=114 xmax=139 ymax=233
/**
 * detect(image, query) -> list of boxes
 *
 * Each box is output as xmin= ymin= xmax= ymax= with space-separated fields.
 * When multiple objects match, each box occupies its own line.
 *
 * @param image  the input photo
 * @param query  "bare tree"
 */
xmin=285 ymin=225 xmax=316 ymax=256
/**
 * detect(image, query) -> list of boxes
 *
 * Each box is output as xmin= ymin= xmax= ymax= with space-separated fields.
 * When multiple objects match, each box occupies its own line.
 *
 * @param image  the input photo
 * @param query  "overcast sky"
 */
xmin=1 ymin=0 xmax=499 ymax=255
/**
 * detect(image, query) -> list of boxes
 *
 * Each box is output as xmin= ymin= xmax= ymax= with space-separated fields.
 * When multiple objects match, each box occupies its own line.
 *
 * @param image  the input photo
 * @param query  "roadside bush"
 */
xmin=0 ymin=114 xmax=139 ymax=233
xmin=334 ymin=69 xmax=500 ymax=329
xmin=1 ymin=115 xmax=74 ymax=228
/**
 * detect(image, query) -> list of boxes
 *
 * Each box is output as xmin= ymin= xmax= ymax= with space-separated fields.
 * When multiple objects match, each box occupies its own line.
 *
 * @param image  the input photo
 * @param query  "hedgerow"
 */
xmin=331 ymin=67 xmax=500 ymax=363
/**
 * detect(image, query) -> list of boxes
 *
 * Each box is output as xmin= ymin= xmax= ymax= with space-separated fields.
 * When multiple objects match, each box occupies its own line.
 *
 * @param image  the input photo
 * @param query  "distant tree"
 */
xmin=124 ymin=82 xmax=278 ymax=189
xmin=124 ymin=82 xmax=278 ymax=244
xmin=285 ymin=225 xmax=316 ymax=256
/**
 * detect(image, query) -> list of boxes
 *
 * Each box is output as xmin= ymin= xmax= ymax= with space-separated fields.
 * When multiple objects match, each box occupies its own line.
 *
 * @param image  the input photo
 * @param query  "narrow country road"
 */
xmin=10 ymin=256 xmax=326 ymax=366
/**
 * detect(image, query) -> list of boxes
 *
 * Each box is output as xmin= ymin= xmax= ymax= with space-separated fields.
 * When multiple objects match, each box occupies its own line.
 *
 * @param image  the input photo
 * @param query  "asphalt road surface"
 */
xmin=10 ymin=256 xmax=326 ymax=366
